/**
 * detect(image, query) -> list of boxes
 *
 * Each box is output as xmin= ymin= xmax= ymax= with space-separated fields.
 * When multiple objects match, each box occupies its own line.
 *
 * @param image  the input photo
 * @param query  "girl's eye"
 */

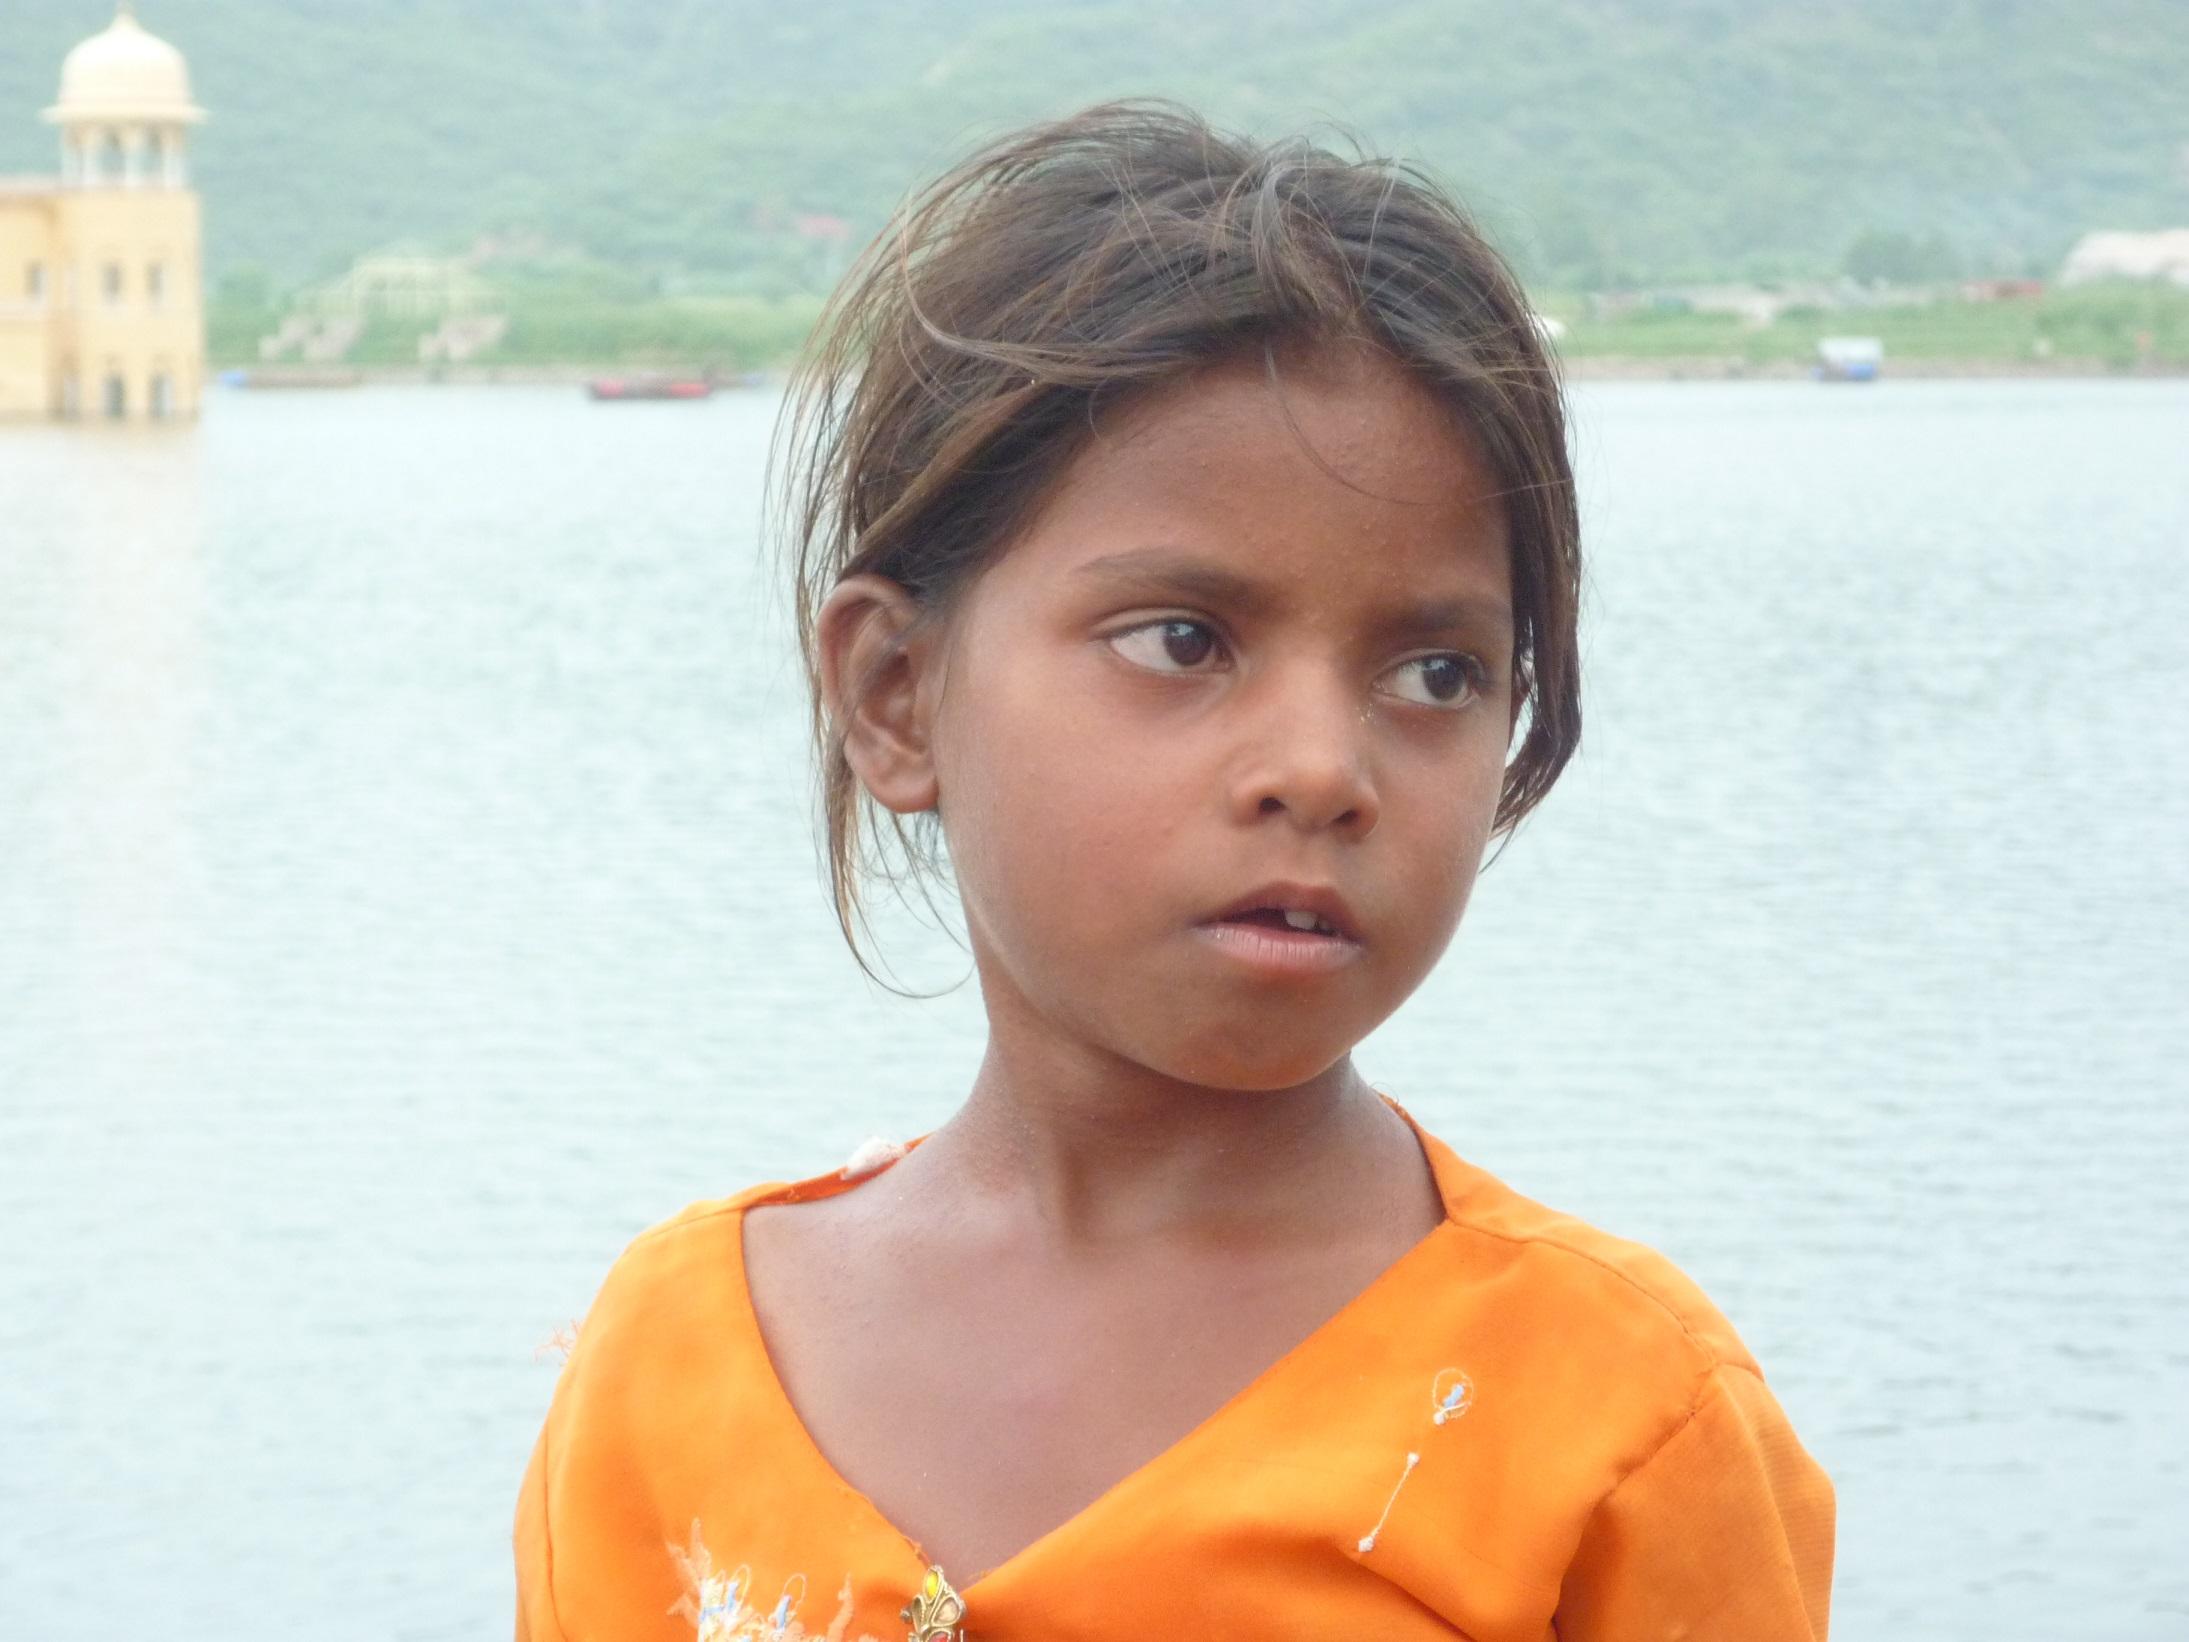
xmin=1382 ymin=653 xmax=1483 ymax=708
xmin=1108 ymin=619 xmax=1225 ymax=672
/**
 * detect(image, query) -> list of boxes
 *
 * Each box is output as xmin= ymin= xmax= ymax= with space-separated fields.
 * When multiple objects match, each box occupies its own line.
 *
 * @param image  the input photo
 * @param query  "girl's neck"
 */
xmin=904 ymin=1044 xmax=1425 ymax=1252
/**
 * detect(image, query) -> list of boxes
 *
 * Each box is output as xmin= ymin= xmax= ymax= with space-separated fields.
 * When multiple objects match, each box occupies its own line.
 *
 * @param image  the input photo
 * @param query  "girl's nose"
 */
xmin=1230 ymin=669 xmax=1380 ymax=837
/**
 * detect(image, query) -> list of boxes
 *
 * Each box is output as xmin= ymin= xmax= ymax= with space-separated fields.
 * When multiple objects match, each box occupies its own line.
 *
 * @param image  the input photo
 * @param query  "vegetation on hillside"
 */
xmin=4 ymin=0 xmax=2185 ymax=290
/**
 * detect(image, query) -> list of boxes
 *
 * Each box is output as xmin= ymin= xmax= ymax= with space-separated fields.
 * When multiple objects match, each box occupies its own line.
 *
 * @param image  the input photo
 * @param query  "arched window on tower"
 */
xmin=97 ymin=131 xmax=124 ymax=186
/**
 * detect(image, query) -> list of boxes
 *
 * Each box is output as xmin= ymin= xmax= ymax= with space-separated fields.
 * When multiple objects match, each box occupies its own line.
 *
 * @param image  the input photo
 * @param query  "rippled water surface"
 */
xmin=2 ymin=380 xmax=2184 ymax=1640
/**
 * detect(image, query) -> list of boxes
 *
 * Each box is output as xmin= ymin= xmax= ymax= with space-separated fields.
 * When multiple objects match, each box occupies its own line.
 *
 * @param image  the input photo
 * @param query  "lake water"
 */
xmin=2 ymin=379 xmax=2184 ymax=1641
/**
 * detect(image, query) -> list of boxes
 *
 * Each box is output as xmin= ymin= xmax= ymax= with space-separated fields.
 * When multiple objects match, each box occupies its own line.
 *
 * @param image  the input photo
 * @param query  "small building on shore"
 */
xmin=297 ymin=249 xmax=498 ymax=323
xmin=0 ymin=4 xmax=207 ymax=421
xmin=2060 ymin=230 xmax=2189 ymax=287
xmin=257 ymin=248 xmax=507 ymax=366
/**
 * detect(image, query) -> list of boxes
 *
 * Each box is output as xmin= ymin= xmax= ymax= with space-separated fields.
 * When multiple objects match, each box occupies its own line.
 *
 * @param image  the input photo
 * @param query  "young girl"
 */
xmin=513 ymin=103 xmax=1834 ymax=1641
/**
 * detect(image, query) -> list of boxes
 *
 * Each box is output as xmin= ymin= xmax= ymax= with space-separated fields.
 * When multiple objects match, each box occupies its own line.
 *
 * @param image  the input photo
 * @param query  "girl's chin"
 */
xmin=1143 ymin=1033 xmax=1365 ymax=1094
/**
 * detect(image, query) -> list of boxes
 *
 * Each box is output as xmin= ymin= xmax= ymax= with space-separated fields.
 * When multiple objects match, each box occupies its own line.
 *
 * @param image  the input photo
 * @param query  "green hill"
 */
xmin=3 ymin=0 xmax=2183 ymax=288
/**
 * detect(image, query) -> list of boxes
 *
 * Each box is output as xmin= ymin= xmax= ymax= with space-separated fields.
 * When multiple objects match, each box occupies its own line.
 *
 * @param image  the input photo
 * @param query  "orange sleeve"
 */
xmin=513 ymin=1420 xmax=570 ymax=1642
xmin=1556 ymin=1362 xmax=1835 ymax=1640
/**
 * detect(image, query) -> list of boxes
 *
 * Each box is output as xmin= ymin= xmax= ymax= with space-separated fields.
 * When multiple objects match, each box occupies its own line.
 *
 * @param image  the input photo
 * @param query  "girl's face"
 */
xmin=924 ymin=345 xmax=1516 ymax=1091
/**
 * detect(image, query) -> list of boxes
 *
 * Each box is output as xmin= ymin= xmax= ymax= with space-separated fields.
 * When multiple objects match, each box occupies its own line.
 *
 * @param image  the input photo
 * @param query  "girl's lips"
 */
xmin=1204 ymin=882 xmax=1362 ymax=941
xmin=1193 ymin=916 xmax=1363 ymax=977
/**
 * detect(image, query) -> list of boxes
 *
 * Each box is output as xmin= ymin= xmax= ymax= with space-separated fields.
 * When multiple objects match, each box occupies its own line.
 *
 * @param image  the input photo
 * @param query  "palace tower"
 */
xmin=0 ymin=4 xmax=206 ymax=420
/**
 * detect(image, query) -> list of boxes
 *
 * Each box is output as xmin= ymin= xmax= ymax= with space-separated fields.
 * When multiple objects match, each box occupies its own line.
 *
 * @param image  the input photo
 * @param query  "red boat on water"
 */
xmin=586 ymin=373 xmax=716 ymax=401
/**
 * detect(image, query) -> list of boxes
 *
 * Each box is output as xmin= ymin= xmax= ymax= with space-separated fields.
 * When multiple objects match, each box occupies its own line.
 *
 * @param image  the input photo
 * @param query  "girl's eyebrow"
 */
xmin=1366 ymin=595 xmax=1513 ymax=649
xmin=1073 ymin=547 xmax=1272 ymax=615
xmin=1073 ymin=546 xmax=1512 ymax=642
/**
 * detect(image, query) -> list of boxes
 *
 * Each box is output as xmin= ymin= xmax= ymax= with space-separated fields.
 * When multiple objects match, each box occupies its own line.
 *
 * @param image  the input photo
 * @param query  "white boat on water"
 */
xmin=1815 ymin=336 xmax=1884 ymax=382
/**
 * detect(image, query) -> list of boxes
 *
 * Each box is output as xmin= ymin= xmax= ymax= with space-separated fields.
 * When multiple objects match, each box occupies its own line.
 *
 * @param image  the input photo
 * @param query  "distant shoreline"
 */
xmin=1560 ymin=356 xmax=2188 ymax=381
xmin=210 ymin=357 xmax=2189 ymax=389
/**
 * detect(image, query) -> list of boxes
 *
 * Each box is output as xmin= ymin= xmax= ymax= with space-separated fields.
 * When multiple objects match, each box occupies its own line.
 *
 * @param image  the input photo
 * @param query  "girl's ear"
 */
xmin=816 ymin=574 xmax=941 ymax=815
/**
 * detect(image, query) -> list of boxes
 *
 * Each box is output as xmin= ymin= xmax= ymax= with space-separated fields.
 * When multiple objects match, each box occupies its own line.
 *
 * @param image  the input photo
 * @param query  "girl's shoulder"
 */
xmin=1412 ymin=1118 xmax=1764 ymax=1384
xmin=1407 ymin=1129 xmax=1837 ymax=1638
xmin=557 ymin=1138 xmax=902 ymax=1371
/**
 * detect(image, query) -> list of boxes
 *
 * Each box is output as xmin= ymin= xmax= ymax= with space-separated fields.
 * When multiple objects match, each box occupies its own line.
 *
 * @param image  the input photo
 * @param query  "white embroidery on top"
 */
xmin=532 ymin=1319 xmax=581 ymax=1365
xmin=668 ymin=1518 xmax=885 ymax=1642
xmin=839 ymin=1136 xmax=909 ymax=1181
xmin=1357 ymin=1367 xmax=1476 ymax=1553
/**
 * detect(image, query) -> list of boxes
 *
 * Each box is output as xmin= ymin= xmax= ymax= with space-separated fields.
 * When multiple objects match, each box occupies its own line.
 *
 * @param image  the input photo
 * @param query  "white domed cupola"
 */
xmin=42 ymin=4 xmax=206 ymax=189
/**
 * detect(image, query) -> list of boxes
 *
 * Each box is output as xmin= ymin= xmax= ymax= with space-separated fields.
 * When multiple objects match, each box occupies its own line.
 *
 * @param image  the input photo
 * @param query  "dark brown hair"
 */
xmin=775 ymin=100 xmax=1581 ymax=966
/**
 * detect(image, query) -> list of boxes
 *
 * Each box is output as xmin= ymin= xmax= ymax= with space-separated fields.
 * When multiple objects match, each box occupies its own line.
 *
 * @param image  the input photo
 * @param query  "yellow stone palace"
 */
xmin=0 ymin=5 xmax=206 ymax=421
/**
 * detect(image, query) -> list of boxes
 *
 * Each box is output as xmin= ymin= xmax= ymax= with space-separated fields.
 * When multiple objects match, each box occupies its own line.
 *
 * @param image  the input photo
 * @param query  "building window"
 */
xmin=149 ymin=373 xmax=173 ymax=419
xmin=58 ymin=367 xmax=79 ymax=419
xmin=102 ymin=263 xmax=123 ymax=305
xmin=147 ymin=262 xmax=165 ymax=307
xmin=103 ymin=371 xmax=127 ymax=419
xmin=26 ymin=262 xmax=43 ymax=303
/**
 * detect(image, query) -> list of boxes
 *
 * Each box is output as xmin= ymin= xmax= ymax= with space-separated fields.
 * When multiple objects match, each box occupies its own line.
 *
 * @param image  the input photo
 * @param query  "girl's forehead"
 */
xmin=984 ymin=352 xmax=1512 ymax=617
xmin=1083 ymin=347 xmax=1495 ymax=510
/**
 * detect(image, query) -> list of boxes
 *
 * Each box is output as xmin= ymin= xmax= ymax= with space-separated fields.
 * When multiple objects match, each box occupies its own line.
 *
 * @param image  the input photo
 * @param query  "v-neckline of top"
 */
xmin=722 ymin=1091 xmax=1475 ymax=1608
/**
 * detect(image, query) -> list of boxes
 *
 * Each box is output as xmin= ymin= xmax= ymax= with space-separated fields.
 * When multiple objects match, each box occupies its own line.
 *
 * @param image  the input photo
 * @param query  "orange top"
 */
xmin=513 ymin=1097 xmax=1834 ymax=1640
